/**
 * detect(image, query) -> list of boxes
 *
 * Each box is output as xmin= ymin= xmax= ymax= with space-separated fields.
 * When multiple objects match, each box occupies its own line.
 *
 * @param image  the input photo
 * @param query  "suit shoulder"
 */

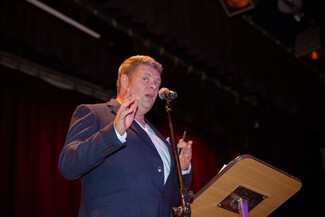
xmin=74 ymin=102 xmax=110 ymax=114
xmin=76 ymin=102 xmax=108 ymax=109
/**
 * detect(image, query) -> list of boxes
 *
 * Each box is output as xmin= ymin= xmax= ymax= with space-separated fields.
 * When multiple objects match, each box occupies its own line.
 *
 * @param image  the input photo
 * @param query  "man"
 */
xmin=58 ymin=55 xmax=193 ymax=217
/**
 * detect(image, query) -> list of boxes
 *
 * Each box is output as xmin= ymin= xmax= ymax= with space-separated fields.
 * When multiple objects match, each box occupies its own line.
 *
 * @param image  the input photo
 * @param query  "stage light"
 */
xmin=219 ymin=0 xmax=256 ymax=17
xmin=295 ymin=25 xmax=325 ymax=67
xmin=277 ymin=0 xmax=303 ymax=22
xmin=226 ymin=0 xmax=250 ymax=8
xmin=309 ymin=50 xmax=321 ymax=61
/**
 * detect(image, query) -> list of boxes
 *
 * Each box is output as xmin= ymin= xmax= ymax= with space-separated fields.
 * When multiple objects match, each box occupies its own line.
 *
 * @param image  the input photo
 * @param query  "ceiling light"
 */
xmin=295 ymin=25 xmax=325 ymax=68
xmin=220 ymin=0 xmax=256 ymax=17
xmin=277 ymin=0 xmax=304 ymax=22
xmin=295 ymin=25 xmax=322 ymax=58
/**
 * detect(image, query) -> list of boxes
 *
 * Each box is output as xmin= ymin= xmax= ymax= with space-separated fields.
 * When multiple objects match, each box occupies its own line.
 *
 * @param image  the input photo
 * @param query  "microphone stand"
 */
xmin=164 ymin=100 xmax=192 ymax=217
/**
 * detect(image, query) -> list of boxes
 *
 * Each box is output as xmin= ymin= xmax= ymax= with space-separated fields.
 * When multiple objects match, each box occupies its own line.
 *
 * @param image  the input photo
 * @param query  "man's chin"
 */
xmin=138 ymin=102 xmax=154 ymax=112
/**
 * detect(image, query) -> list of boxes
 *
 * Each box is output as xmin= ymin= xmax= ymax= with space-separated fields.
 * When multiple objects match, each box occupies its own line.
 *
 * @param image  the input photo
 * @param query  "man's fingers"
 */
xmin=177 ymin=140 xmax=192 ymax=149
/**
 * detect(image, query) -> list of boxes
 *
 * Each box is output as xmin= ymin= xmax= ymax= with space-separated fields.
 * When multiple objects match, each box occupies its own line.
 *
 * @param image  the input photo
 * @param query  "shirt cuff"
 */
xmin=114 ymin=127 xmax=127 ymax=143
xmin=182 ymin=163 xmax=191 ymax=175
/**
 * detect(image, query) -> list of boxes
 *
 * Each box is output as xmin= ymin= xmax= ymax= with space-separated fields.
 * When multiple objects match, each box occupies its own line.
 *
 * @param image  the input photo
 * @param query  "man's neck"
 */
xmin=135 ymin=116 xmax=146 ymax=127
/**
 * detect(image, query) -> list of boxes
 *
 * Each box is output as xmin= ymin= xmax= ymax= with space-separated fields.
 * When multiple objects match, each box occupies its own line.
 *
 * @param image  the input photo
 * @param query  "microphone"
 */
xmin=159 ymin=87 xmax=178 ymax=101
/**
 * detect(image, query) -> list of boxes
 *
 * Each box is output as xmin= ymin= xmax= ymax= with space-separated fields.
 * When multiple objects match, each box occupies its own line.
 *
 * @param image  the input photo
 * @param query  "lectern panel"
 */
xmin=191 ymin=155 xmax=302 ymax=217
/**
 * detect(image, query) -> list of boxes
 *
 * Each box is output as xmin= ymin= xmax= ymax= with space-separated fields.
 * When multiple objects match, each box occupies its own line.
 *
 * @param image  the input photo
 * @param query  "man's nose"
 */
xmin=149 ymin=82 xmax=157 ymax=89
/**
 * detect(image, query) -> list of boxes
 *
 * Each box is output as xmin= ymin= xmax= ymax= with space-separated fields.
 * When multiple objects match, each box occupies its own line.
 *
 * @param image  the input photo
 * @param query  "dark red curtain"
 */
xmin=0 ymin=66 xmax=223 ymax=217
xmin=0 ymin=66 xmax=98 ymax=217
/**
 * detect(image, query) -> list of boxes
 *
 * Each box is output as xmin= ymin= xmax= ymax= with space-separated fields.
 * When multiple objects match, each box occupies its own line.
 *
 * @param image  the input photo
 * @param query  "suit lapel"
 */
xmin=106 ymin=99 xmax=161 ymax=152
xmin=130 ymin=121 xmax=157 ymax=149
xmin=106 ymin=99 xmax=175 ymax=169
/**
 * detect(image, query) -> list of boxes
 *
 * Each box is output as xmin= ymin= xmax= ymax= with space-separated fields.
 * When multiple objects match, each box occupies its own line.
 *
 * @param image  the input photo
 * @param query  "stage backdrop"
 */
xmin=1 ymin=65 xmax=324 ymax=217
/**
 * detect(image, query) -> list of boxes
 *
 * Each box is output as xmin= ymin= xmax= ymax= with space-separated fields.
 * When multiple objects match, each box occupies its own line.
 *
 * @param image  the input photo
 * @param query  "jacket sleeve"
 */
xmin=58 ymin=104 xmax=126 ymax=180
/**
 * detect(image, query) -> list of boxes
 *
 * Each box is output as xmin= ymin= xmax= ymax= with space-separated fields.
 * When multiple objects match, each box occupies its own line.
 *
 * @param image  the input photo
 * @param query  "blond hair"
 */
xmin=116 ymin=55 xmax=163 ymax=93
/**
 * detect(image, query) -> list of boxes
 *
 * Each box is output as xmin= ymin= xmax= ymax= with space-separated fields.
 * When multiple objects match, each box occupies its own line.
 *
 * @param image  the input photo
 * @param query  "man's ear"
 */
xmin=121 ymin=74 xmax=129 ymax=88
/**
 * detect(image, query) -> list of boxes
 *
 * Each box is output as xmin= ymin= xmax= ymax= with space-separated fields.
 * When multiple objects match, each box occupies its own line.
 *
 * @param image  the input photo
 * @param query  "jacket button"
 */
xmin=157 ymin=166 xmax=162 ymax=173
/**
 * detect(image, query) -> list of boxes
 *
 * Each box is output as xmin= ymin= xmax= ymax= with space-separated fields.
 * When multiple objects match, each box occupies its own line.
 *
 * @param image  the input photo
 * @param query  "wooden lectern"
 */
xmin=191 ymin=154 xmax=302 ymax=217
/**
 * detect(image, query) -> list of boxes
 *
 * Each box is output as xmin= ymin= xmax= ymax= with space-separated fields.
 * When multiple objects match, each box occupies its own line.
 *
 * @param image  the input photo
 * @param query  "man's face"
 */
xmin=127 ymin=64 xmax=161 ymax=115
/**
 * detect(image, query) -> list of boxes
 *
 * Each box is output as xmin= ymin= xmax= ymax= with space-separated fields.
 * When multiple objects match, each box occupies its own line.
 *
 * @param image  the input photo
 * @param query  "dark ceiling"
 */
xmin=1 ymin=0 xmax=325 ymax=138
xmin=33 ymin=0 xmax=325 ymax=72
xmin=1 ymin=0 xmax=324 ymax=128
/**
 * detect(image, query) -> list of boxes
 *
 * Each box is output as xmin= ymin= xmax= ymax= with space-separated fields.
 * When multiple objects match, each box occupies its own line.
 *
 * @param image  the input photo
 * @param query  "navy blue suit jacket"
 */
xmin=58 ymin=99 xmax=192 ymax=217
